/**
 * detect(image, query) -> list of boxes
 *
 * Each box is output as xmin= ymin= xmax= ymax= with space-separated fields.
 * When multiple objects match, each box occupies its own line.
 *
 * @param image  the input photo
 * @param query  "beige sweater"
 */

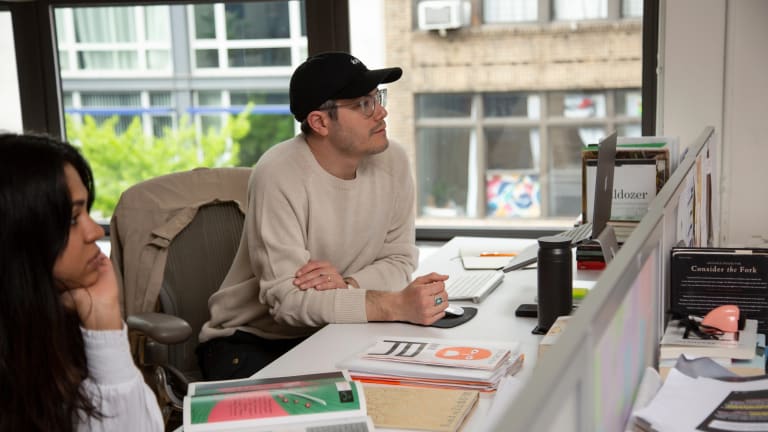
xmin=199 ymin=135 xmax=417 ymax=342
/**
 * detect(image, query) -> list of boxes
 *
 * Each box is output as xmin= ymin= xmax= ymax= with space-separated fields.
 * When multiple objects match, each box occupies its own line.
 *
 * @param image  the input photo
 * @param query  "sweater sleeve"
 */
xmin=251 ymin=160 xmax=371 ymax=327
xmin=344 ymin=146 xmax=418 ymax=292
xmin=243 ymin=139 xmax=416 ymax=329
xmin=78 ymin=324 xmax=163 ymax=432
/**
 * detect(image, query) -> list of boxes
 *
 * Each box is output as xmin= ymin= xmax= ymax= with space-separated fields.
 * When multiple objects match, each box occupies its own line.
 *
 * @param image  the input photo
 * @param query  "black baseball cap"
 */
xmin=289 ymin=52 xmax=403 ymax=122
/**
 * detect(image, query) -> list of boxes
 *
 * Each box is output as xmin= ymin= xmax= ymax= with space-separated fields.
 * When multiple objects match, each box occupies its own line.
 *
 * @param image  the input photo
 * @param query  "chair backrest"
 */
xmin=109 ymin=166 xmax=251 ymax=384
xmin=160 ymin=201 xmax=244 ymax=381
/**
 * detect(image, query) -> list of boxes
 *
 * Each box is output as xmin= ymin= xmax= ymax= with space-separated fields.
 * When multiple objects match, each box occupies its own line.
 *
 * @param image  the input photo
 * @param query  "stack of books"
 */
xmin=183 ymin=371 xmax=374 ymax=431
xmin=336 ymin=336 xmax=524 ymax=392
xmin=658 ymin=318 xmax=765 ymax=379
xmin=575 ymin=240 xmax=607 ymax=270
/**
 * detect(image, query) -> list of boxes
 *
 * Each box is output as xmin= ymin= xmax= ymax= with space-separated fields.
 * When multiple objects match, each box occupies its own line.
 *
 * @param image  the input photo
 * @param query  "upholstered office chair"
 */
xmin=109 ymin=167 xmax=251 ymax=424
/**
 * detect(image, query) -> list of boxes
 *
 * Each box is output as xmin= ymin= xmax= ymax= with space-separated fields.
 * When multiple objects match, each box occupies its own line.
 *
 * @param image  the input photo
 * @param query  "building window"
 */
xmin=64 ymin=91 xmax=175 ymax=137
xmin=483 ymin=0 xmax=537 ymax=23
xmin=225 ymin=3 xmax=291 ymax=39
xmin=54 ymin=1 xmax=306 ymax=221
xmin=553 ymin=0 xmax=608 ymax=21
xmin=622 ymin=0 xmax=644 ymax=18
xmin=189 ymin=1 xmax=306 ymax=71
xmin=55 ymin=6 xmax=171 ymax=75
xmin=415 ymin=89 xmax=641 ymax=221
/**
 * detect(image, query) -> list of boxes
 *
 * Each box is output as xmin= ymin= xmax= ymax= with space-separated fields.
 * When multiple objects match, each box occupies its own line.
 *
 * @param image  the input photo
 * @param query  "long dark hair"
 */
xmin=0 ymin=133 xmax=101 ymax=431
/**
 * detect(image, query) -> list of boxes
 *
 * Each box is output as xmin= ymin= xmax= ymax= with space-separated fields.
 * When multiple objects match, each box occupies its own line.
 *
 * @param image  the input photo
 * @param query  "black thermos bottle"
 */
xmin=534 ymin=235 xmax=572 ymax=334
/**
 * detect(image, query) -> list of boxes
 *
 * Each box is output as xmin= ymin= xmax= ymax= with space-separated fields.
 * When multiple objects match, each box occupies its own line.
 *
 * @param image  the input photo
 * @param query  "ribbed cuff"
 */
xmin=334 ymin=288 xmax=368 ymax=323
xmin=81 ymin=323 xmax=139 ymax=385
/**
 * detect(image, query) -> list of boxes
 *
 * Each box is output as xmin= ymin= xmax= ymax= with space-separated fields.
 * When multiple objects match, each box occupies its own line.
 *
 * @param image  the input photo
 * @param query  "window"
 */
xmin=189 ymin=2 xmax=305 ymax=71
xmin=415 ymin=90 xmax=640 ymax=221
xmin=483 ymin=0 xmax=537 ymax=23
xmin=54 ymin=1 xmax=307 ymax=222
xmin=553 ymin=0 xmax=607 ymax=21
xmin=350 ymin=0 xmax=644 ymax=229
xmin=0 ymin=11 xmax=22 ymax=133
xmin=623 ymin=0 xmax=644 ymax=18
xmin=55 ymin=6 xmax=171 ymax=75
xmin=64 ymin=90 xmax=175 ymax=137
xmin=39 ymin=0 xmax=647 ymax=231
xmin=482 ymin=0 xmax=641 ymax=24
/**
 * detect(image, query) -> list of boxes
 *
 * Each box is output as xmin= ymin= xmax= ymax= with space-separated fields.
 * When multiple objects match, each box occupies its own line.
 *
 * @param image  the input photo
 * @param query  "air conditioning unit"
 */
xmin=417 ymin=0 xmax=471 ymax=32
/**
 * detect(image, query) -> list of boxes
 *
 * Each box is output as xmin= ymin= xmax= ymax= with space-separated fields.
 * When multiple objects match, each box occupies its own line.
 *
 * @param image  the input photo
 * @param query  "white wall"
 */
xmin=0 ymin=12 xmax=23 ymax=133
xmin=348 ymin=0 xmax=386 ymax=68
xmin=659 ymin=0 xmax=768 ymax=247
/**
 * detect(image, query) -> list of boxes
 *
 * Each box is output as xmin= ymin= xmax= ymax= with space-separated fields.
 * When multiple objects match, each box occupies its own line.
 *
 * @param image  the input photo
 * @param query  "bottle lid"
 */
xmin=538 ymin=235 xmax=572 ymax=247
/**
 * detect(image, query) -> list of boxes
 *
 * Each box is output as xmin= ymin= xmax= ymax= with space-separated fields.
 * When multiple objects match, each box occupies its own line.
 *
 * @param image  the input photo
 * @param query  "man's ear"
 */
xmin=306 ymin=111 xmax=330 ymax=136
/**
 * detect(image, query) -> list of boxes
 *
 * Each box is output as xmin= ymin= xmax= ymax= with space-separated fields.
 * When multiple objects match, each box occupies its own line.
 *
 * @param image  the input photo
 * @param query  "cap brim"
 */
xmin=334 ymin=67 xmax=403 ymax=100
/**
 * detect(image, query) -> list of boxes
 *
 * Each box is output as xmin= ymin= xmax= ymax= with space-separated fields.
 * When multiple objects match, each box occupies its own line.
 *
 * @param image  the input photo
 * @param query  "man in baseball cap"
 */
xmin=289 ymin=51 xmax=402 ymax=122
xmin=198 ymin=52 xmax=450 ymax=381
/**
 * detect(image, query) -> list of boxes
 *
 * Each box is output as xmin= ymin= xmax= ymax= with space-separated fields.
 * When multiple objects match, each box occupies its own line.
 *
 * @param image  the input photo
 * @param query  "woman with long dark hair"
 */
xmin=0 ymin=133 xmax=162 ymax=431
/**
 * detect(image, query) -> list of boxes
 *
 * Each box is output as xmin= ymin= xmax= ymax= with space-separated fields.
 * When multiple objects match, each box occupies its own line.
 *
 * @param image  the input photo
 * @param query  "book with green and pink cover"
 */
xmin=182 ymin=371 xmax=372 ymax=431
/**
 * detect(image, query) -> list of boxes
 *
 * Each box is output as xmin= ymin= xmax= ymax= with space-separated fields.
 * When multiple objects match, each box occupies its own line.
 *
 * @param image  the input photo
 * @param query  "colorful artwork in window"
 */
xmin=486 ymin=172 xmax=541 ymax=218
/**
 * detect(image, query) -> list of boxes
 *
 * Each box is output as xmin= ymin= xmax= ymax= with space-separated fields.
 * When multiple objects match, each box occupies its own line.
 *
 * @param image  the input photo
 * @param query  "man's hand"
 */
xmin=366 ymin=272 xmax=449 ymax=325
xmin=294 ymin=260 xmax=347 ymax=291
xmin=60 ymin=253 xmax=123 ymax=330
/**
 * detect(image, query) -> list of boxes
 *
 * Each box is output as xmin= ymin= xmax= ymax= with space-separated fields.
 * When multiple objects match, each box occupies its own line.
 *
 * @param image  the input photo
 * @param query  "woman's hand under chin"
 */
xmin=60 ymin=253 xmax=123 ymax=330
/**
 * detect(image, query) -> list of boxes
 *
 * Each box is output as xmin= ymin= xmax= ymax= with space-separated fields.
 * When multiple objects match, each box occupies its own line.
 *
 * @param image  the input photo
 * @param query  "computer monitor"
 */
xmin=486 ymin=127 xmax=716 ymax=432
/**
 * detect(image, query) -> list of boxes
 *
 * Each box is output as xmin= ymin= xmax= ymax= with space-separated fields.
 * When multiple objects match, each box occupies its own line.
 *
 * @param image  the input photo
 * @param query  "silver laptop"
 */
xmin=595 ymin=224 xmax=619 ymax=264
xmin=502 ymin=131 xmax=618 ymax=272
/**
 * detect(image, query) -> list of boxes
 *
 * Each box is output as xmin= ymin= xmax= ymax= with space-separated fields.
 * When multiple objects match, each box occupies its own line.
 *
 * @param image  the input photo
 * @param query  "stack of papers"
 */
xmin=632 ymin=361 xmax=768 ymax=431
xmin=336 ymin=337 xmax=524 ymax=392
xmin=363 ymin=384 xmax=479 ymax=432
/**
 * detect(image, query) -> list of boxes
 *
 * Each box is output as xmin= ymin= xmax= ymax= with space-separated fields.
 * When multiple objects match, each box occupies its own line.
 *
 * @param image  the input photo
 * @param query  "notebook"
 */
xmin=502 ymin=131 xmax=618 ymax=272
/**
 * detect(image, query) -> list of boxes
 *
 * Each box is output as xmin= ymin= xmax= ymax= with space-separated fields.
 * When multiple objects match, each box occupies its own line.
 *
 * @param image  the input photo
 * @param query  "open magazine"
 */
xmin=338 ymin=337 xmax=524 ymax=392
xmin=183 ymin=371 xmax=374 ymax=432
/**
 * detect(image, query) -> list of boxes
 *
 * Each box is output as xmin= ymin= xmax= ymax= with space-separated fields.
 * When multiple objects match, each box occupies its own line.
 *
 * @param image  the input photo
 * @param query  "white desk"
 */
xmin=253 ymin=236 xmax=600 ymax=431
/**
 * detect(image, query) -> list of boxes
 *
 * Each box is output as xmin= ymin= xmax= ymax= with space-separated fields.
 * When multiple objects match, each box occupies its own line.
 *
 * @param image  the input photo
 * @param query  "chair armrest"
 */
xmin=127 ymin=312 xmax=193 ymax=345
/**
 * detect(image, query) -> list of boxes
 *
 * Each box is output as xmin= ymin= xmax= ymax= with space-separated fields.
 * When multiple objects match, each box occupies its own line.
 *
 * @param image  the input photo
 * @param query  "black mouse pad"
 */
xmin=429 ymin=306 xmax=478 ymax=328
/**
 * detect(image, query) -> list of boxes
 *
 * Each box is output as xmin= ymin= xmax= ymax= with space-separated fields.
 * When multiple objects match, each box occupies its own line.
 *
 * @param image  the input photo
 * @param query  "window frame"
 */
xmin=6 ymin=0 xmax=657 ymax=240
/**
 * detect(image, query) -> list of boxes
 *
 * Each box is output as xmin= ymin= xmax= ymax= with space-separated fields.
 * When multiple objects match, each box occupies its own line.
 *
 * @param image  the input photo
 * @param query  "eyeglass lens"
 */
xmin=358 ymin=89 xmax=386 ymax=117
xmin=376 ymin=88 xmax=387 ymax=107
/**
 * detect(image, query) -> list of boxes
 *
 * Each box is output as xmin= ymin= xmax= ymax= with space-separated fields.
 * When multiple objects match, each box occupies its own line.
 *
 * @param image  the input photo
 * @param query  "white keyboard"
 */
xmin=445 ymin=271 xmax=504 ymax=303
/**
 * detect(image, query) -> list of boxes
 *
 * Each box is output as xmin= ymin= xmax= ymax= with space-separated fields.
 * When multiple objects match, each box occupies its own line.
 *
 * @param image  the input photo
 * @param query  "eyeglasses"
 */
xmin=323 ymin=88 xmax=387 ymax=118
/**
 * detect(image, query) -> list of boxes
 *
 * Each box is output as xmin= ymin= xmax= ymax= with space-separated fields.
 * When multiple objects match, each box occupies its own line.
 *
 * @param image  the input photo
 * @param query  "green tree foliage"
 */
xmin=65 ymin=108 xmax=251 ymax=218
xmin=238 ymin=113 xmax=295 ymax=166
